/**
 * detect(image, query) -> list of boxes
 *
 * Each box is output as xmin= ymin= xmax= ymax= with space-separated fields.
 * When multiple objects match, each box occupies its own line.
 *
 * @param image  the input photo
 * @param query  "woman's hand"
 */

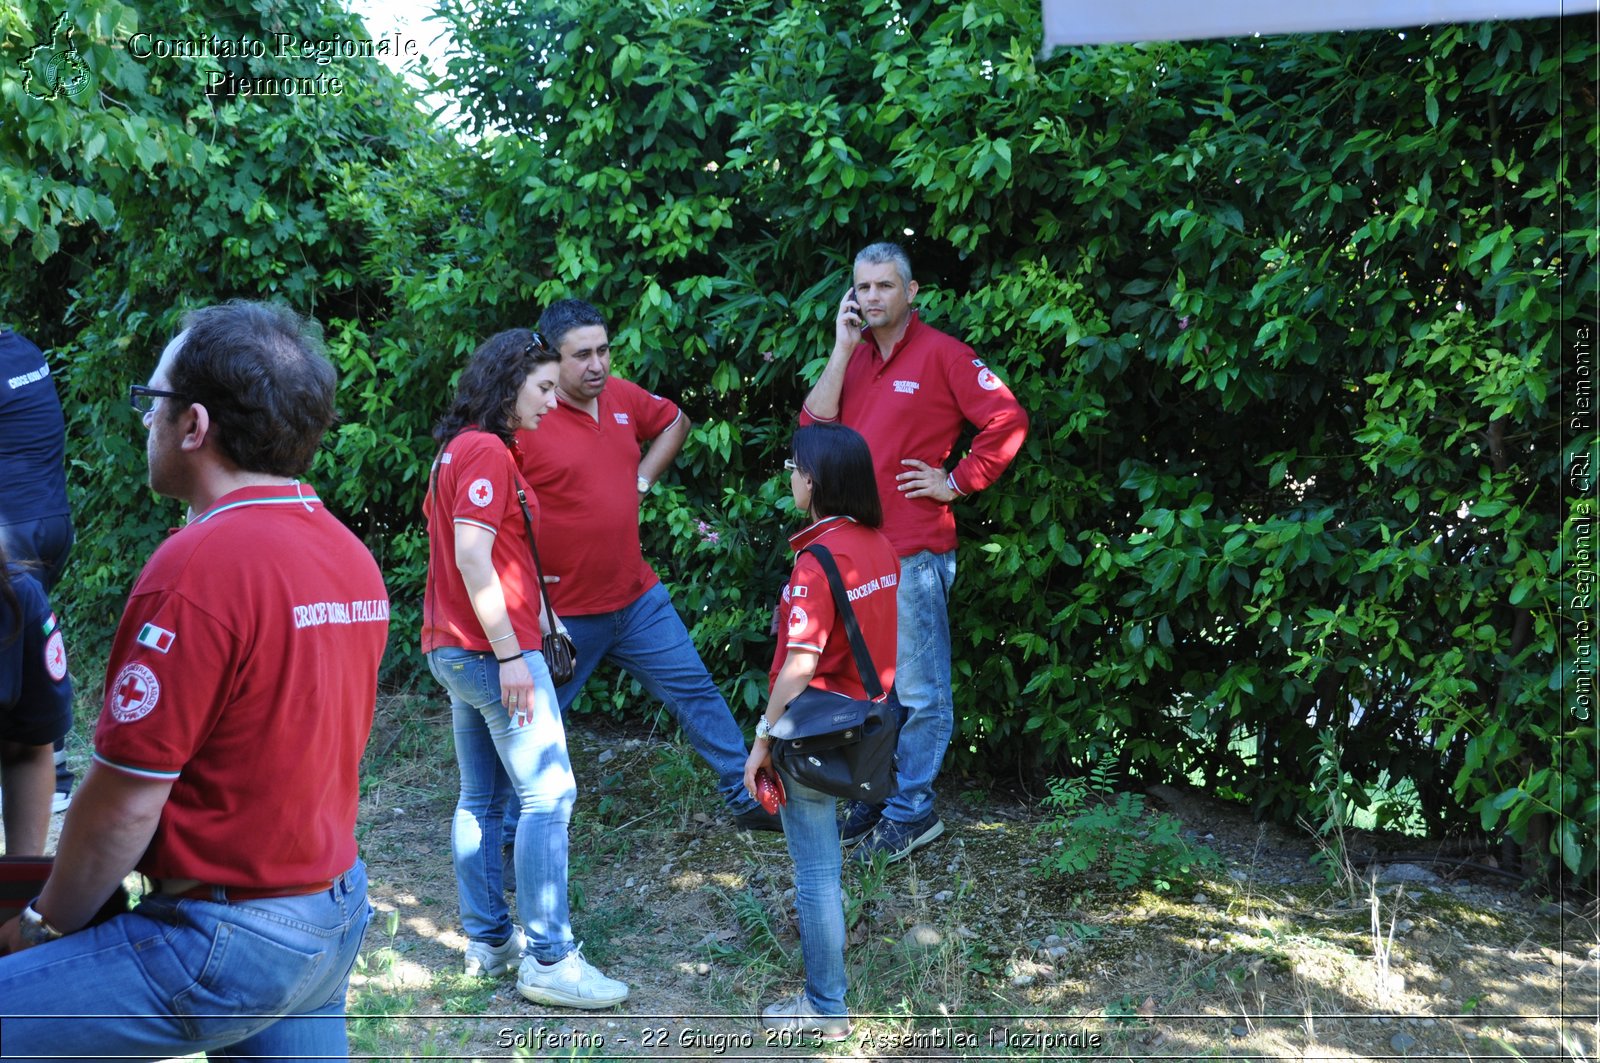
xmin=452 ymin=520 xmax=538 ymax=725
xmin=745 ymin=648 xmax=818 ymax=796
xmin=498 ymin=655 xmax=536 ymax=725
xmin=743 ymin=738 xmax=772 ymax=799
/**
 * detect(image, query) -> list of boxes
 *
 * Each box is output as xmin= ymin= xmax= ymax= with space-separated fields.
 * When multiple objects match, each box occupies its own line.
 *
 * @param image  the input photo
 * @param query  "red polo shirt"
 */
xmin=769 ymin=516 xmax=899 ymax=700
xmin=94 ymin=484 xmax=389 ymax=888
xmin=422 ymin=430 xmax=547 ymax=653
xmin=514 ymin=377 xmax=681 ymax=615
xmin=801 ymin=312 xmax=1028 ymax=557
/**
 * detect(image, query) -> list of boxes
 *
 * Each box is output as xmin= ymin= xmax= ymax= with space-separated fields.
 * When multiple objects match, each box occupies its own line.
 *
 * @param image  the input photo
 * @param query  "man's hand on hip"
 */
xmin=897 ymin=459 xmax=956 ymax=502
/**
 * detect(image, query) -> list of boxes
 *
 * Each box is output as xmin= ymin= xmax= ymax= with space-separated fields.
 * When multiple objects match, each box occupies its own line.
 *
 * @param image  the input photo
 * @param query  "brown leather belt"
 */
xmin=154 ymin=878 xmax=334 ymax=902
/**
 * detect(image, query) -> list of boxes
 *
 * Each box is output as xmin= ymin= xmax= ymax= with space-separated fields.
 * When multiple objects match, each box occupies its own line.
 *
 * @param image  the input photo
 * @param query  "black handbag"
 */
xmin=517 ymin=488 xmax=577 ymax=687
xmin=770 ymin=544 xmax=903 ymax=804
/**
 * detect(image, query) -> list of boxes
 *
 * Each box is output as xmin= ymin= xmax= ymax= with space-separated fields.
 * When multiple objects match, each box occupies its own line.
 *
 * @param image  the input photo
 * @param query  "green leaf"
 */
xmin=1490 ymin=240 xmax=1513 ymax=274
xmin=1490 ymin=788 xmax=1521 ymax=811
xmin=1558 ymin=821 xmax=1581 ymax=875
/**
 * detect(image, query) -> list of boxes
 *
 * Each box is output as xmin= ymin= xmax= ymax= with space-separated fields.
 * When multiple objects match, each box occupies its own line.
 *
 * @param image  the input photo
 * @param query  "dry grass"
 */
xmin=338 ymin=693 xmax=1594 ymax=1061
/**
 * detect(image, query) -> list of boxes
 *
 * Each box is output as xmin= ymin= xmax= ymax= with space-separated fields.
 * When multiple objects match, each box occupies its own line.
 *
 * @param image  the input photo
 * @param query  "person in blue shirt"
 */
xmin=1 ymin=537 xmax=73 ymax=855
xmin=0 ymin=329 xmax=72 ymax=590
xmin=0 ymin=327 xmax=76 ymax=813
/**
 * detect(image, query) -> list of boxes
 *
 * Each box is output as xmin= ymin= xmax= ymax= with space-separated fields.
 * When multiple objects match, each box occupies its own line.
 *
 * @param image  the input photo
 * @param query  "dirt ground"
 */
xmin=341 ymin=700 xmax=1598 ymax=1062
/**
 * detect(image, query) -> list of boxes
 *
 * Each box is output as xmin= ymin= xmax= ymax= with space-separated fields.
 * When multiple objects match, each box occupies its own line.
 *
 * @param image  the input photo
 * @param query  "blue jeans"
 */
xmin=428 ymin=646 xmax=576 ymax=962
xmin=502 ymin=582 xmax=756 ymax=851
xmin=0 ymin=513 xmax=74 ymax=592
xmin=775 ymin=770 xmax=848 ymax=1016
xmin=0 ymin=861 xmax=371 ymax=1061
xmin=882 ymin=549 xmax=956 ymax=824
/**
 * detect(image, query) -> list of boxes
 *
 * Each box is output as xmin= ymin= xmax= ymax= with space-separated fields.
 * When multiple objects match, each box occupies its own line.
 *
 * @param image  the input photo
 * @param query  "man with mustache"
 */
xmin=506 ymin=299 xmax=778 ymax=839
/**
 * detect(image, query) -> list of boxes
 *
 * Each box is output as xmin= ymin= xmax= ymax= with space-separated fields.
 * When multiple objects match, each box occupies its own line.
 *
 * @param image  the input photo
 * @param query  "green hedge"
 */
xmin=4 ymin=0 xmax=1593 ymax=881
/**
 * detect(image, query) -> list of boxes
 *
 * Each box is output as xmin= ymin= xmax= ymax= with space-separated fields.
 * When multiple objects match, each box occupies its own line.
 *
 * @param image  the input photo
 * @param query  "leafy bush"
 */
xmin=1 ymin=0 xmax=456 ymax=678
xmin=1037 ymin=756 xmax=1223 ymax=892
xmin=4 ymin=0 xmax=1592 ymax=880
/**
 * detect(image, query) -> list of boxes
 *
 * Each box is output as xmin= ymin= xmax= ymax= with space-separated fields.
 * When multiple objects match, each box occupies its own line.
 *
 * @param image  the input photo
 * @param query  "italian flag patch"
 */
xmin=137 ymin=623 xmax=176 ymax=653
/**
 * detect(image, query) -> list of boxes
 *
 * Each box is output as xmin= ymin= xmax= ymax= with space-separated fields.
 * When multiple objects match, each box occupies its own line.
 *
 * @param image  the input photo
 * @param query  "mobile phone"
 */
xmin=845 ymin=285 xmax=864 ymax=329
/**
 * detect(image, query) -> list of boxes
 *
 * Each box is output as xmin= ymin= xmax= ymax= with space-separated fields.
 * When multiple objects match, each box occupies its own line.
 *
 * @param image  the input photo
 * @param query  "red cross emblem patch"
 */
xmin=110 ymin=663 xmax=160 ymax=723
xmin=44 ymin=629 xmax=68 ymax=682
xmin=468 ymin=478 xmax=494 ymax=508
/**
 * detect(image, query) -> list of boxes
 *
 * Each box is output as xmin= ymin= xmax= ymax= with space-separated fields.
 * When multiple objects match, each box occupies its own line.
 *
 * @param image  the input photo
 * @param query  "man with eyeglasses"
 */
xmin=502 ymin=298 xmax=779 ymax=836
xmin=0 ymin=301 xmax=388 ymax=1060
xmin=803 ymin=242 xmax=1029 ymax=864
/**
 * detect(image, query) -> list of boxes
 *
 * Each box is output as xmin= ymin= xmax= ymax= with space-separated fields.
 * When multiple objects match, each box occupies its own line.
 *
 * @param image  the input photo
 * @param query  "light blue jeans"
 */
xmin=427 ymin=646 xmax=576 ymax=963
xmin=882 ymin=549 xmax=957 ymax=825
xmin=501 ymin=582 xmax=757 ymax=848
xmin=0 ymin=861 xmax=371 ymax=1061
xmin=775 ymin=770 xmax=848 ymax=1016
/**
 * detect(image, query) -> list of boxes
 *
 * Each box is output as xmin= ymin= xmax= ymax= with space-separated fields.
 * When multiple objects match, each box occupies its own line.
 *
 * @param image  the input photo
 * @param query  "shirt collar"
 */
xmin=191 ymin=482 xmax=321 ymax=524
xmin=788 ymin=515 xmax=855 ymax=552
xmin=555 ymin=377 xmax=613 ymax=413
xmin=867 ymin=309 xmax=924 ymax=364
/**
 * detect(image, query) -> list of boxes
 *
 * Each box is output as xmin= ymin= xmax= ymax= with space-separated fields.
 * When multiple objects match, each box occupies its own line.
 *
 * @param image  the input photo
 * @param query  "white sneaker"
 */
xmin=761 ymin=993 xmax=851 ymax=1041
xmin=51 ymin=791 xmax=71 ymax=814
xmin=464 ymin=925 xmax=525 ymax=977
xmin=516 ymin=943 xmax=629 ymax=1009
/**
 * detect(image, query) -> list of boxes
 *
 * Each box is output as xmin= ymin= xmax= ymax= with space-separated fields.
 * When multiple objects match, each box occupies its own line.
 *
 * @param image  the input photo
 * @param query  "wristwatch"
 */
xmin=637 ymin=475 xmax=652 ymax=494
xmin=19 ymin=901 xmax=64 ymax=947
xmin=755 ymin=716 xmax=773 ymax=740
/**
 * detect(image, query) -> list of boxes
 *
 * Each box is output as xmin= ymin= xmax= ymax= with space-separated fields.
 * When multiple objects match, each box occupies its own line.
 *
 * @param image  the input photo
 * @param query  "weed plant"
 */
xmin=1038 ymin=754 xmax=1223 ymax=891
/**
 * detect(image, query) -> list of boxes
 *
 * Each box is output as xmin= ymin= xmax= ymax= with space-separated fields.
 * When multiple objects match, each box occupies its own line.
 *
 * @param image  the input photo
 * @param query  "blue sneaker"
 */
xmin=850 ymin=813 xmax=944 ymax=864
xmin=837 ymin=801 xmax=882 ymax=847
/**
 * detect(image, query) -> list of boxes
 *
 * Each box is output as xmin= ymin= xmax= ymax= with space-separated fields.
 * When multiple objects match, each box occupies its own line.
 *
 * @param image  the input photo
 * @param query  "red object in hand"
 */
xmin=754 ymin=767 xmax=787 ymax=814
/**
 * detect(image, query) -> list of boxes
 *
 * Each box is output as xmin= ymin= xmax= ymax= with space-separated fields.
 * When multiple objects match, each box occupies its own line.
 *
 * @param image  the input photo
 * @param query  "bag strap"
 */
xmin=797 ymin=543 xmax=885 ymax=701
xmin=516 ymin=487 xmax=558 ymax=635
xmin=424 ymin=457 xmax=441 ymax=636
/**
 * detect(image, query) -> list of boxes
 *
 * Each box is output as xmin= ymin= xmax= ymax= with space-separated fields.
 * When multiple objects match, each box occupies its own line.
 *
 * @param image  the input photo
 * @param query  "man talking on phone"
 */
xmin=800 ymin=242 xmax=1029 ymax=863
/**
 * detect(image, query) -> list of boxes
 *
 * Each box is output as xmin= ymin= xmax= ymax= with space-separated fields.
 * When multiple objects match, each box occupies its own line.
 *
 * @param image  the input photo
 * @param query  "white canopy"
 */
xmin=1042 ymin=0 xmax=1581 ymax=47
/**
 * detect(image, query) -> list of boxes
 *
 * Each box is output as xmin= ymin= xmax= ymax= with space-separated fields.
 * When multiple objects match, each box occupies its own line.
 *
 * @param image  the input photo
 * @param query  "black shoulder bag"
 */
xmin=516 ymin=488 xmax=578 ymax=686
xmin=769 ymin=544 xmax=904 ymax=804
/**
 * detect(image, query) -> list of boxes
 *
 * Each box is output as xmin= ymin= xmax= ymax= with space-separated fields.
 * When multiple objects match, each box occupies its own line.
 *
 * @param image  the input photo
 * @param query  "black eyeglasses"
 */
xmin=128 ymin=384 xmax=185 ymax=415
